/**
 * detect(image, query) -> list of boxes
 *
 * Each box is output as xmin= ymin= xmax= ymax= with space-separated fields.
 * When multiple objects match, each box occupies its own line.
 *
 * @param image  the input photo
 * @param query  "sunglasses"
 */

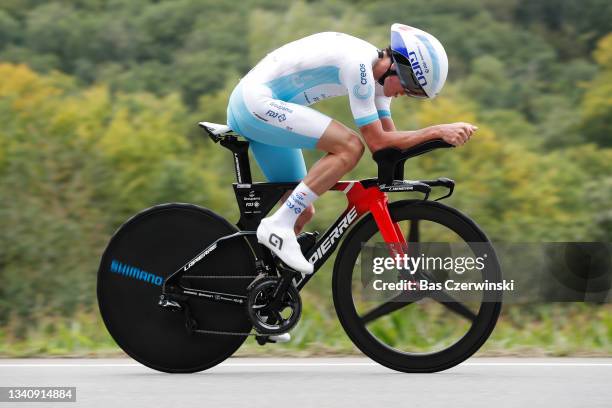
xmin=390 ymin=51 xmax=428 ymax=98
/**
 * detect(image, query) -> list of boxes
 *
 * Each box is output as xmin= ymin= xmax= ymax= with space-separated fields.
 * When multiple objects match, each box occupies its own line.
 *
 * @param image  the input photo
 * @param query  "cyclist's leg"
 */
xmin=228 ymin=82 xmax=326 ymax=272
xmin=248 ymin=141 xmax=314 ymax=234
xmin=249 ymin=140 xmax=306 ymax=183
xmin=304 ymin=120 xmax=365 ymax=194
xmin=227 ymin=82 xmax=364 ymax=272
xmin=270 ymin=120 xmax=365 ymax=233
xmin=276 ymin=190 xmax=314 ymax=234
xmin=267 ymin=120 xmax=363 ymax=233
xmin=227 ymin=82 xmax=327 ymax=150
xmin=228 ymin=83 xmax=364 ymax=195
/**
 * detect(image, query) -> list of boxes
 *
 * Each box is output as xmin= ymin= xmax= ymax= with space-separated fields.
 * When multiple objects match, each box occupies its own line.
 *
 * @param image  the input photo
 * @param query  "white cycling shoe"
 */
xmin=256 ymin=218 xmax=314 ymax=274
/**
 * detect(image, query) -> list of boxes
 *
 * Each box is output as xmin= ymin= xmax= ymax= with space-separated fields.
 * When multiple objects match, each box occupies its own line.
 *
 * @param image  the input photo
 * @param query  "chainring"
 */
xmin=246 ymin=277 xmax=302 ymax=335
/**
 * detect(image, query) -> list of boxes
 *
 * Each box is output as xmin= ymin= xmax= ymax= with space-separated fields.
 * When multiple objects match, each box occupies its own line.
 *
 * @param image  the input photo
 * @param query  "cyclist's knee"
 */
xmin=339 ymin=134 xmax=364 ymax=169
xmin=349 ymin=134 xmax=365 ymax=159
xmin=318 ymin=121 xmax=364 ymax=169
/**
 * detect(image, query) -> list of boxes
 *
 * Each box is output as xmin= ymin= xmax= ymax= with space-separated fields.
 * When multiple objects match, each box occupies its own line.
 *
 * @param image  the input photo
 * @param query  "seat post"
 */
xmin=220 ymin=137 xmax=252 ymax=184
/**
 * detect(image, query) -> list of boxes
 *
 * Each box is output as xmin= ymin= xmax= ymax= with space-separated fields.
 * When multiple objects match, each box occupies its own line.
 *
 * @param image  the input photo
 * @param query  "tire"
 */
xmin=97 ymin=203 xmax=255 ymax=373
xmin=332 ymin=200 xmax=502 ymax=373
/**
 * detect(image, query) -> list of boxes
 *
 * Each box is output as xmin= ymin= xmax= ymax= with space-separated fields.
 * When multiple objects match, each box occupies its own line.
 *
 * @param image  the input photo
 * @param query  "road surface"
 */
xmin=0 ymin=358 xmax=610 ymax=407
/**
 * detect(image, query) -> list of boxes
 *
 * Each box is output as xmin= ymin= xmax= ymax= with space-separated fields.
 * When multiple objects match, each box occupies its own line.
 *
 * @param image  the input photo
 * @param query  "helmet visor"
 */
xmin=391 ymin=51 xmax=428 ymax=98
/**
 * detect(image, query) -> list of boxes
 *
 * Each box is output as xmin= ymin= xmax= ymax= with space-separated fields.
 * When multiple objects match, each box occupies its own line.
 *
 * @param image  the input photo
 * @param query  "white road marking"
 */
xmin=0 ymin=362 xmax=610 ymax=368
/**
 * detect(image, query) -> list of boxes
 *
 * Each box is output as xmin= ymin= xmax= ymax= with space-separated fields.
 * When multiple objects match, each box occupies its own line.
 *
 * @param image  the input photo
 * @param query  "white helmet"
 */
xmin=389 ymin=23 xmax=448 ymax=98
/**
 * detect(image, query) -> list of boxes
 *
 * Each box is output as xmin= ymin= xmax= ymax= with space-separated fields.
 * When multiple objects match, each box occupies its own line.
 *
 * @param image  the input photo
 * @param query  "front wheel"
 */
xmin=333 ymin=200 xmax=502 ymax=373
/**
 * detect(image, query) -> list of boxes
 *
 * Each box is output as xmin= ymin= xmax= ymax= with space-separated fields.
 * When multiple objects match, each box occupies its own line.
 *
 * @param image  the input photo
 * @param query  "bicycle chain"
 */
xmin=183 ymin=273 xmax=277 ymax=337
xmin=181 ymin=275 xmax=258 ymax=279
xmin=193 ymin=328 xmax=259 ymax=336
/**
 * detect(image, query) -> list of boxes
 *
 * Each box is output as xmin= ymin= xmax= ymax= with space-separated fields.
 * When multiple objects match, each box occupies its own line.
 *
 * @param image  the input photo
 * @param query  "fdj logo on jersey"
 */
xmin=266 ymin=110 xmax=287 ymax=122
xmin=407 ymin=51 xmax=428 ymax=86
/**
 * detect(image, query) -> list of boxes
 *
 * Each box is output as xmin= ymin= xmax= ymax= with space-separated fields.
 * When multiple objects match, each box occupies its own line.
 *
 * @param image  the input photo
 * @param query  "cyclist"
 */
xmin=226 ymin=23 xmax=477 ymax=275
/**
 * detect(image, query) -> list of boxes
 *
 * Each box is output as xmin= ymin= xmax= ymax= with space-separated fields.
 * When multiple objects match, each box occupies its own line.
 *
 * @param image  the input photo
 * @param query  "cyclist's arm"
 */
xmin=360 ymin=121 xmax=477 ymax=152
xmin=380 ymin=116 xmax=396 ymax=132
xmin=375 ymin=89 xmax=395 ymax=132
xmin=341 ymin=57 xmax=450 ymax=149
xmin=359 ymin=120 xmax=440 ymax=152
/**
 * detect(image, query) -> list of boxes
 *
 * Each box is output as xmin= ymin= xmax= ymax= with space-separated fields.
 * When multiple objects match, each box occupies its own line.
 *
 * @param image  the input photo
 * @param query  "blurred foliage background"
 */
xmin=0 ymin=0 xmax=610 ymax=356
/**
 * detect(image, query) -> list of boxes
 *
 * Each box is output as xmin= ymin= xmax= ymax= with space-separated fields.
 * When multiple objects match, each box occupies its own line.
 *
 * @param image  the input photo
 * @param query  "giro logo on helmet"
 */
xmin=407 ymin=51 xmax=428 ymax=86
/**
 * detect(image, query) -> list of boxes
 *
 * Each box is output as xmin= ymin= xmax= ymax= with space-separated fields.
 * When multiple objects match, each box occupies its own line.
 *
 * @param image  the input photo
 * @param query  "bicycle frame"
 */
xmin=297 ymin=180 xmax=407 ymax=289
xmin=162 ymin=134 xmax=414 ymax=304
xmin=162 ymin=179 xmax=408 ymax=303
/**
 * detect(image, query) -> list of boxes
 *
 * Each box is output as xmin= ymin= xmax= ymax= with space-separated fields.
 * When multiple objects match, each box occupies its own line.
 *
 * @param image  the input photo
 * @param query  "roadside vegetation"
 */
xmin=1 ymin=0 xmax=610 ymax=356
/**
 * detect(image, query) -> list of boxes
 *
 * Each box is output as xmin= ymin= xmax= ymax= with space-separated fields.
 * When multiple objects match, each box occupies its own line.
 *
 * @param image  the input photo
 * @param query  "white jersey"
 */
xmin=226 ymin=32 xmax=393 ymax=182
xmin=243 ymin=32 xmax=392 ymax=127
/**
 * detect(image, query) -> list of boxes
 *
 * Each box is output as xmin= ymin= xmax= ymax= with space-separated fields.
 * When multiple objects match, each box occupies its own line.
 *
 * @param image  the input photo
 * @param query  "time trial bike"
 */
xmin=97 ymin=121 xmax=502 ymax=373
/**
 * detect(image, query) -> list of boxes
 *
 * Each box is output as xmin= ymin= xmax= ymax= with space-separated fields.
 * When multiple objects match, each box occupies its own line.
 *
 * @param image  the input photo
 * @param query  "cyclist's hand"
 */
xmin=436 ymin=122 xmax=478 ymax=146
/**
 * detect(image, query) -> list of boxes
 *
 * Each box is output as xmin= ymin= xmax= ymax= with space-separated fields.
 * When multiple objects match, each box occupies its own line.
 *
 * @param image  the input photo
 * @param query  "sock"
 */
xmin=267 ymin=182 xmax=319 ymax=230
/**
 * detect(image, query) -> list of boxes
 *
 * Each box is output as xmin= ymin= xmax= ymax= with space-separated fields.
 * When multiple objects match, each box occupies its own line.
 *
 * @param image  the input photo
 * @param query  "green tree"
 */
xmin=579 ymin=33 xmax=612 ymax=147
xmin=0 ymin=64 xmax=231 ymax=328
xmin=0 ymin=10 xmax=19 ymax=49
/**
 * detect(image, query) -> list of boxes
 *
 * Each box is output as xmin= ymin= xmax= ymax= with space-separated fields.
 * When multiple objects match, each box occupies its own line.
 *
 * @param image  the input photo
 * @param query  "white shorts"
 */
xmin=227 ymin=81 xmax=333 ymax=181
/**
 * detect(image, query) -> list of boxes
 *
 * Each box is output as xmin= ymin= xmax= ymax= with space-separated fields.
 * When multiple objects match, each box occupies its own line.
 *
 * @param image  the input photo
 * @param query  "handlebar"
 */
xmin=372 ymin=139 xmax=454 ymax=186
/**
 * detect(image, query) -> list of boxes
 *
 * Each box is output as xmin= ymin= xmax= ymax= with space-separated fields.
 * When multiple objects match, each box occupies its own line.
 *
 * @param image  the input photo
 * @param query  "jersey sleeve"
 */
xmin=340 ymin=59 xmax=380 ymax=128
xmin=374 ymin=83 xmax=392 ymax=119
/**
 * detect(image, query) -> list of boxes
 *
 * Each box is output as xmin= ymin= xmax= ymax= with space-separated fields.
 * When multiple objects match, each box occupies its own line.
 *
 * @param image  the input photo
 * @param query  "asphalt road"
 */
xmin=0 ymin=358 xmax=610 ymax=407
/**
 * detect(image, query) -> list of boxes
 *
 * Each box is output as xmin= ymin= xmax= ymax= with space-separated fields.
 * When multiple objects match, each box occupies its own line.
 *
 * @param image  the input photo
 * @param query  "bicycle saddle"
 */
xmin=198 ymin=121 xmax=232 ymax=136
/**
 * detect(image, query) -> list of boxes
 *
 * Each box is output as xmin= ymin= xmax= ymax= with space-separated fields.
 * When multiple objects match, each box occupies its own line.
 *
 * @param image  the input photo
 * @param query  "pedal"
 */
xmin=269 ymin=333 xmax=291 ymax=343
xmin=275 ymin=258 xmax=302 ymax=275
xmin=255 ymin=333 xmax=291 ymax=345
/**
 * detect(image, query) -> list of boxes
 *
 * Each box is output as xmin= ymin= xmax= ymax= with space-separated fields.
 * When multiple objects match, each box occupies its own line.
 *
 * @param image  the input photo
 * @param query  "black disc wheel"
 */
xmin=97 ymin=203 xmax=256 ymax=373
xmin=333 ymin=200 xmax=502 ymax=373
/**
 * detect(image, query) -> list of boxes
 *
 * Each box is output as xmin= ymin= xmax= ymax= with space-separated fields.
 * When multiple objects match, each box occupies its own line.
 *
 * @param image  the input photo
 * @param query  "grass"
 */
xmin=1 ymin=302 xmax=610 ymax=358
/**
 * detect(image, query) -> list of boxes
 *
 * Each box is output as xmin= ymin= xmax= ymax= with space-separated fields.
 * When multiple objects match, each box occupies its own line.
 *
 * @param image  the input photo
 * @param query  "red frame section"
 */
xmin=331 ymin=181 xmax=407 ymax=256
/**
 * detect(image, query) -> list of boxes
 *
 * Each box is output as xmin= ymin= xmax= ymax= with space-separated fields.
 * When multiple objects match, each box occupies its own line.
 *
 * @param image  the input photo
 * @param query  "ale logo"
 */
xmin=269 ymin=233 xmax=283 ymax=250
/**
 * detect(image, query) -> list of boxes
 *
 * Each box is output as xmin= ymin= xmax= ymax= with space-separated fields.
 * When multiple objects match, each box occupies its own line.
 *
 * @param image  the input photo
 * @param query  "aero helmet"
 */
xmin=389 ymin=23 xmax=448 ymax=98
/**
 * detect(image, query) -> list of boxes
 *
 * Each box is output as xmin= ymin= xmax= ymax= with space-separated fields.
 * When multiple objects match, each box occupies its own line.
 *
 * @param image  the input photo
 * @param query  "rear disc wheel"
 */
xmin=97 ymin=203 xmax=256 ymax=373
